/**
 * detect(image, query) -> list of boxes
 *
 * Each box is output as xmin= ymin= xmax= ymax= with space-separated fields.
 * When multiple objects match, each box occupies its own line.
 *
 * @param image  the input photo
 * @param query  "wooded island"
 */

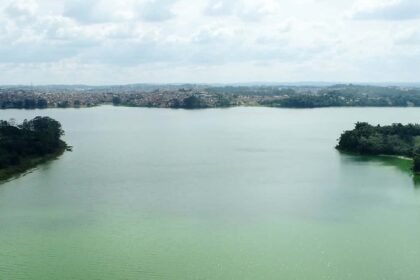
xmin=337 ymin=122 xmax=420 ymax=173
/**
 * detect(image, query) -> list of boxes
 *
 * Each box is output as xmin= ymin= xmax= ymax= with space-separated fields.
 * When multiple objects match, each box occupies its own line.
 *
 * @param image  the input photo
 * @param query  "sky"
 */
xmin=0 ymin=0 xmax=419 ymax=85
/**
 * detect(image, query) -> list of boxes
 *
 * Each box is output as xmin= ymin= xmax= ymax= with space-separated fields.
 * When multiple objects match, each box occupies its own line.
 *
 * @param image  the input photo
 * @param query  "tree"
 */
xmin=183 ymin=95 xmax=206 ymax=109
xmin=337 ymin=122 xmax=420 ymax=174
xmin=112 ymin=96 xmax=122 ymax=106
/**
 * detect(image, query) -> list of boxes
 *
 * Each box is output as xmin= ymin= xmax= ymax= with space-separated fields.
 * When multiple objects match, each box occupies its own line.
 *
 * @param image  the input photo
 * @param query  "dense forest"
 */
xmin=336 ymin=122 xmax=420 ymax=173
xmin=0 ymin=116 xmax=68 ymax=179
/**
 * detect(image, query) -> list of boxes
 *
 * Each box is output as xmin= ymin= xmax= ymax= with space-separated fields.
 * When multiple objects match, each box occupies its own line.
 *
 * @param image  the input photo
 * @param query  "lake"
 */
xmin=1 ymin=106 xmax=420 ymax=280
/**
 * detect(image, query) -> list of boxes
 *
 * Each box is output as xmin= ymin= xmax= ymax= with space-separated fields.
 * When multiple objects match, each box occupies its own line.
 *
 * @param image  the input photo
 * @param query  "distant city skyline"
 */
xmin=0 ymin=0 xmax=420 ymax=84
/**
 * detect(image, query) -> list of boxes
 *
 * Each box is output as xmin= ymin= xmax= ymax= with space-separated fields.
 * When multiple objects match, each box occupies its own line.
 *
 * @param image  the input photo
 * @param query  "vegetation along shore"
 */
xmin=0 ymin=117 xmax=70 ymax=182
xmin=336 ymin=122 xmax=420 ymax=174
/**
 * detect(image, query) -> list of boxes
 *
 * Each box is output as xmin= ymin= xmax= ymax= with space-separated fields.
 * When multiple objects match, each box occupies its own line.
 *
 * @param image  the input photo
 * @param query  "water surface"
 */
xmin=1 ymin=106 xmax=420 ymax=280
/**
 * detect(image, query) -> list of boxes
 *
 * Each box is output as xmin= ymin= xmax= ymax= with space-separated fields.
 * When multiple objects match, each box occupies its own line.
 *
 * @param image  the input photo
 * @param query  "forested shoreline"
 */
xmin=336 ymin=122 xmax=420 ymax=173
xmin=0 ymin=117 xmax=69 ymax=181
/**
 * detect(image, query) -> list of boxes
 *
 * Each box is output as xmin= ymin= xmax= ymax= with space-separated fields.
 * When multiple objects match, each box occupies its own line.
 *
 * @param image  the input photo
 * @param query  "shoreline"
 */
xmin=2 ymin=104 xmax=420 ymax=111
xmin=0 ymin=141 xmax=70 ymax=183
xmin=378 ymin=154 xmax=413 ymax=161
xmin=338 ymin=149 xmax=414 ymax=163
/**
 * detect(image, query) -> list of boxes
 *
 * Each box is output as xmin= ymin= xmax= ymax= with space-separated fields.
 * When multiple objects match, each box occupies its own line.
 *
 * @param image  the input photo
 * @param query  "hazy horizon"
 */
xmin=2 ymin=81 xmax=420 ymax=87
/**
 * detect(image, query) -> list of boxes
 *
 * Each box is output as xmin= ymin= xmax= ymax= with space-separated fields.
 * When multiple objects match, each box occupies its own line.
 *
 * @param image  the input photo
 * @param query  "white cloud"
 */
xmin=350 ymin=0 xmax=420 ymax=20
xmin=395 ymin=28 xmax=420 ymax=44
xmin=62 ymin=0 xmax=177 ymax=23
xmin=203 ymin=0 xmax=280 ymax=21
xmin=0 ymin=0 xmax=419 ymax=84
xmin=63 ymin=0 xmax=136 ymax=23
xmin=137 ymin=0 xmax=176 ymax=22
xmin=204 ymin=0 xmax=236 ymax=16
xmin=4 ymin=0 xmax=38 ymax=23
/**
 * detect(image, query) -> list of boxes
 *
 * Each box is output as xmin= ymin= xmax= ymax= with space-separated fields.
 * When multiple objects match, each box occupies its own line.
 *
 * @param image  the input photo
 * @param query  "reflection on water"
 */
xmin=413 ymin=175 xmax=420 ymax=188
xmin=338 ymin=152 xmax=420 ymax=186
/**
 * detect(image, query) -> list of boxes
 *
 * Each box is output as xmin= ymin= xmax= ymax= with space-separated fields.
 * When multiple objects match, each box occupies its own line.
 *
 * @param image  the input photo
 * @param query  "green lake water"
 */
xmin=1 ymin=106 xmax=420 ymax=280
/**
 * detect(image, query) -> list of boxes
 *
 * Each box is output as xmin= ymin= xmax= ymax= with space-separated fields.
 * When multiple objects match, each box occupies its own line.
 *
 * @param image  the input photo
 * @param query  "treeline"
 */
xmin=263 ymin=91 xmax=420 ymax=108
xmin=336 ymin=122 xmax=420 ymax=173
xmin=113 ymin=94 xmax=234 ymax=109
xmin=207 ymin=86 xmax=295 ymax=97
xmin=1 ymin=98 xmax=48 ymax=109
xmin=0 ymin=117 xmax=67 ymax=171
xmin=168 ymin=95 xmax=232 ymax=109
xmin=0 ymin=98 xmax=87 ymax=109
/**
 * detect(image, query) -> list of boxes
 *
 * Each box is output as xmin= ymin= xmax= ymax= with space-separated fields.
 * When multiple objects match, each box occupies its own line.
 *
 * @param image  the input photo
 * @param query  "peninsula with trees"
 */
xmin=336 ymin=122 xmax=420 ymax=173
xmin=0 ymin=116 xmax=69 ymax=181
